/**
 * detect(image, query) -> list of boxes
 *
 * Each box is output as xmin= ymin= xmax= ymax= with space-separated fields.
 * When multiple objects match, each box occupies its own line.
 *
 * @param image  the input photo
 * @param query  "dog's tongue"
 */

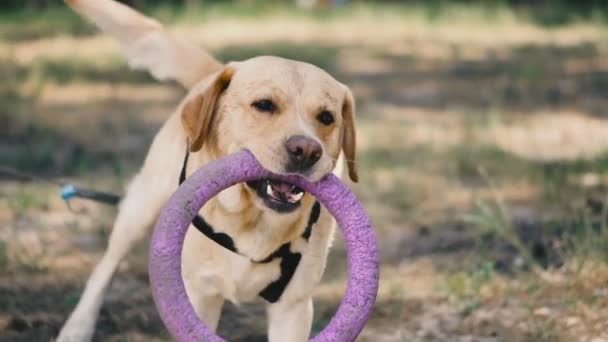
xmin=269 ymin=180 xmax=293 ymax=193
xmin=266 ymin=180 xmax=304 ymax=203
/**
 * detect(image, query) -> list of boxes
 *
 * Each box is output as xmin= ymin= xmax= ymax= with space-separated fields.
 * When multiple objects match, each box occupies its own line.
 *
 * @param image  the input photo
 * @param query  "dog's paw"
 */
xmin=56 ymin=320 xmax=95 ymax=342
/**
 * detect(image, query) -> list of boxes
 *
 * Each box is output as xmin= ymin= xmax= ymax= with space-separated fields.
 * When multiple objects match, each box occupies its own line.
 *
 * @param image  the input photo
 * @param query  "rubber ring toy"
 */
xmin=149 ymin=149 xmax=379 ymax=342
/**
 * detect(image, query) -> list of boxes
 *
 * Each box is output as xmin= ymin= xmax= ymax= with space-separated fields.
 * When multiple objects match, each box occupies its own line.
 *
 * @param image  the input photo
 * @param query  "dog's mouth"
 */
xmin=246 ymin=179 xmax=305 ymax=213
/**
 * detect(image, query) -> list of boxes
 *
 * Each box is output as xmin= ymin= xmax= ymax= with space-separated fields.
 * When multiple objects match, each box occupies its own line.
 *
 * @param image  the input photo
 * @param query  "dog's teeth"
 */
xmin=266 ymin=184 xmax=273 ymax=196
xmin=290 ymin=192 xmax=304 ymax=202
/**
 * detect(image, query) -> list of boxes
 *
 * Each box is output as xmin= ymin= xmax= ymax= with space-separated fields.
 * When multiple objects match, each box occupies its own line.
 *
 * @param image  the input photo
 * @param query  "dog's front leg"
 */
xmin=182 ymin=235 xmax=225 ymax=333
xmin=186 ymin=291 xmax=224 ymax=333
xmin=57 ymin=168 xmax=174 ymax=342
xmin=267 ymin=297 xmax=313 ymax=342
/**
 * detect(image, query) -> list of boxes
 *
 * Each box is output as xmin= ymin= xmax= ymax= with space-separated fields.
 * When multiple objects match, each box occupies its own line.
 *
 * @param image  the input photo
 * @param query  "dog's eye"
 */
xmin=252 ymin=99 xmax=277 ymax=113
xmin=316 ymin=110 xmax=335 ymax=126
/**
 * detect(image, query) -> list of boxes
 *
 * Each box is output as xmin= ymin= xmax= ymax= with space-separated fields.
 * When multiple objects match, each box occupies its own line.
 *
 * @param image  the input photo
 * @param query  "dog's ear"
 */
xmin=342 ymin=86 xmax=358 ymax=182
xmin=181 ymin=67 xmax=234 ymax=152
xmin=65 ymin=0 xmax=222 ymax=89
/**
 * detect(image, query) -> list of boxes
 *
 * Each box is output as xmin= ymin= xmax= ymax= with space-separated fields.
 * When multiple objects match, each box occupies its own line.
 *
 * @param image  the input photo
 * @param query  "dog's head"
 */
xmin=181 ymin=56 xmax=358 ymax=213
xmin=65 ymin=0 xmax=358 ymax=215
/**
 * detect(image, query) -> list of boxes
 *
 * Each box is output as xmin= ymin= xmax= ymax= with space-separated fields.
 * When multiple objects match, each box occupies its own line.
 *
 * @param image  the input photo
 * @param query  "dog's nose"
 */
xmin=285 ymin=135 xmax=322 ymax=173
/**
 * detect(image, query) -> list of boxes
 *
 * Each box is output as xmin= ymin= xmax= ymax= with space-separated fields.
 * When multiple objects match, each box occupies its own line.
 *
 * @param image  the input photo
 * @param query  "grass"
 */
xmin=0 ymin=241 xmax=7 ymax=270
xmin=216 ymin=43 xmax=339 ymax=73
xmin=355 ymin=109 xmax=608 ymax=269
xmin=1 ymin=51 xmax=152 ymax=176
xmin=0 ymin=1 xmax=606 ymax=44
xmin=528 ymin=319 xmax=560 ymax=342
xmin=104 ymin=1 xmax=608 ymax=27
xmin=0 ymin=54 xmax=152 ymax=88
xmin=444 ymin=261 xmax=495 ymax=303
xmin=6 ymin=188 xmax=50 ymax=214
xmin=462 ymin=149 xmax=608 ymax=268
xmin=61 ymin=292 xmax=81 ymax=309
xmin=568 ymin=207 xmax=608 ymax=267
xmin=0 ymin=6 xmax=95 ymax=42
xmin=27 ymin=57 xmax=154 ymax=85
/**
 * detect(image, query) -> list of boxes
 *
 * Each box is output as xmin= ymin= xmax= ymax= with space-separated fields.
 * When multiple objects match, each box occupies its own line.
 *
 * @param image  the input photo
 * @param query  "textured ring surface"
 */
xmin=149 ymin=149 xmax=379 ymax=342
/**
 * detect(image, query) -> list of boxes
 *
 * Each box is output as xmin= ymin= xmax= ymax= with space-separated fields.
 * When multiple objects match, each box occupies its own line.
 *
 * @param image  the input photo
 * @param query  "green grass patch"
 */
xmin=444 ymin=261 xmax=496 ymax=314
xmin=27 ymin=56 xmax=155 ymax=85
xmin=6 ymin=187 xmax=50 ymax=214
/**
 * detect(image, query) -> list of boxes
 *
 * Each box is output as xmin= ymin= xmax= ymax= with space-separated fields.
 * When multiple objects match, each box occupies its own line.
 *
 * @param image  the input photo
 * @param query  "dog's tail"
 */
xmin=65 ymin=0 xmax=223 ymax=89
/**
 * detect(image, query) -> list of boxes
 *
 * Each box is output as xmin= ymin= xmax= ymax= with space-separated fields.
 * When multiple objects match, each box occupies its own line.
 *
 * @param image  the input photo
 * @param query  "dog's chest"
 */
xmin=182 ymin=226 xmax=302 ymax=303
xmin=180 ymin=196 xmax=333 ymax=305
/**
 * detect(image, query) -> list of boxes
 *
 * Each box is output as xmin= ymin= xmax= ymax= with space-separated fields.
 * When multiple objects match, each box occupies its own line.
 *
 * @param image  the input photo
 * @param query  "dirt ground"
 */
xmin=2 ymin=3 xmax=608 ymax=342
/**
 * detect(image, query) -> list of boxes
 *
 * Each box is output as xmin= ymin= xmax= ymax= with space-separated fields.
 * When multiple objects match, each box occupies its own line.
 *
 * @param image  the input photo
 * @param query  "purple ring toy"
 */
xmin=149 ymin=149 xmax=379 ymax=341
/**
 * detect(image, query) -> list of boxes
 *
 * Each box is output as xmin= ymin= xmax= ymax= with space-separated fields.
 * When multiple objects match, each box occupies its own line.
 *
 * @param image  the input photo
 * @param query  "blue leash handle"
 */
xmin=60 ymin=184 xmax=121 ymax=206
xmin=61 ymin=184 xmax=77 ymax=201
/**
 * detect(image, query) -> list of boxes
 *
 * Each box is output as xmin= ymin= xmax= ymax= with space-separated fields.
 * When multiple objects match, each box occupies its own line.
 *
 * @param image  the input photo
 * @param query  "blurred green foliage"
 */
xmin=0 ymin=0 xmax=607 ymax=26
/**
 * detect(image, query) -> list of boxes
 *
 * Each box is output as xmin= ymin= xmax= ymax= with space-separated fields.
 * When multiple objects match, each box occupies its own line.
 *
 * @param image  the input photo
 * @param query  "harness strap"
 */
xmin=258 ymin=201 xmax=320 ymax=303
xmin=179 ymin=149 xmax=239 ymax=253
xmin=178 ymin=143 xmax=321 ymax=302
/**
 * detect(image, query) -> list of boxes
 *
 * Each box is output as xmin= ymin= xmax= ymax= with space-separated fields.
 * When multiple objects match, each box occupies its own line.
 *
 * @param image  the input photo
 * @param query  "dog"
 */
xmin=57 ymin=0 xmax=358 ymax=341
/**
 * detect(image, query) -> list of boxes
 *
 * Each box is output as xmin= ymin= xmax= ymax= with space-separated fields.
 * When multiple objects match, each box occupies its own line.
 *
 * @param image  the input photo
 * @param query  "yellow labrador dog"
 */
xmin=58 ymin=0 xmax=357 ymax=341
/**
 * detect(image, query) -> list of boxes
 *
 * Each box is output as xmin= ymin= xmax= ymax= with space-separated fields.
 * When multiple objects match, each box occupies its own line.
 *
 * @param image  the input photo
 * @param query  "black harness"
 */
xmin=179 ymin=148 xmax=321 ymax=303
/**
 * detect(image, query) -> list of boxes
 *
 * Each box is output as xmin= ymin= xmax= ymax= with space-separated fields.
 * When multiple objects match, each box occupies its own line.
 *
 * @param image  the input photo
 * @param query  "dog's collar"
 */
xmin=178 ymin=143 xmax=321 ymax=303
